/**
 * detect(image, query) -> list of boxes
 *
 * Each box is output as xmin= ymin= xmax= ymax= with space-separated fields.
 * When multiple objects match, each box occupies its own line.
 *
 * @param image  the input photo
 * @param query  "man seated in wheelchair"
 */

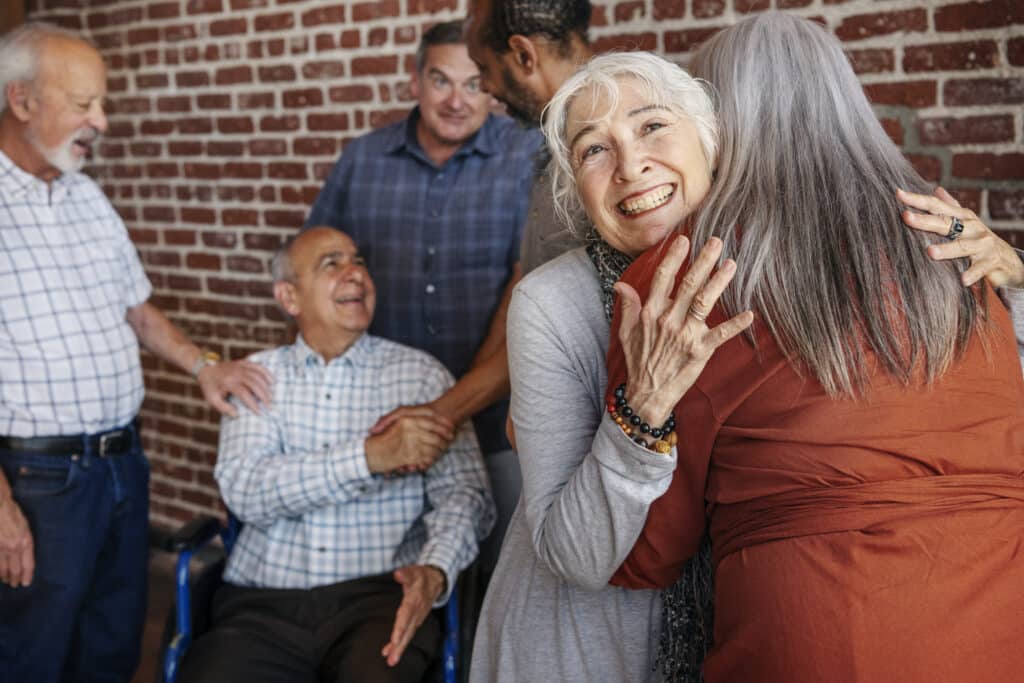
xmin=178 ymin=227 xmax=495 ymax=683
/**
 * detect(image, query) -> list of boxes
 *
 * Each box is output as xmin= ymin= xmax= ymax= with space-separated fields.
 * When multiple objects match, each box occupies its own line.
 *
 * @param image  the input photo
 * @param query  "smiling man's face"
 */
xmin=412 ymin=42 xmax=490 ymax=156
xmin=21 ymin=36 xmax=108 ymax=179
xmin=281 ymin=228 xmax=377 ymax=352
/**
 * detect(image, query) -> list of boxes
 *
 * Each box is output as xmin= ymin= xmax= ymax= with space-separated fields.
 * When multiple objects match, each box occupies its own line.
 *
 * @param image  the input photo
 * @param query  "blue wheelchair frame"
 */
xmin=158 ymin=515 xmax=465 ymax=683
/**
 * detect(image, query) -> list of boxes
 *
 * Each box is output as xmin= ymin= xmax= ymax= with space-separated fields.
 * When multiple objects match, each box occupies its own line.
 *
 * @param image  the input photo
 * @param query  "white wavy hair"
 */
xmin=541 ymin=51 xmax=718 ymax=233
xmin=0 ymin=22 xmax=83 ymax=112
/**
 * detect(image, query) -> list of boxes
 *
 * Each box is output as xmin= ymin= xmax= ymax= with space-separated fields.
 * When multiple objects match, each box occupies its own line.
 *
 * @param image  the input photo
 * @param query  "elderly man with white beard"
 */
xmin=0 ymin=23 xmax=272 ymax=682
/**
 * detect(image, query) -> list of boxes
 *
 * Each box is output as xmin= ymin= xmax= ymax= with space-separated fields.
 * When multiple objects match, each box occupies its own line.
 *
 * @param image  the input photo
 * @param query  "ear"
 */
xmin=506 ymin=34 xmax=540 ymax=76
xmin=5 ymin=81 xmax=34 ymax=122
xmin=409 ymin=69 xmax=421 ymax=99
xmin=273 ymin=281 xmax=301 ymax=318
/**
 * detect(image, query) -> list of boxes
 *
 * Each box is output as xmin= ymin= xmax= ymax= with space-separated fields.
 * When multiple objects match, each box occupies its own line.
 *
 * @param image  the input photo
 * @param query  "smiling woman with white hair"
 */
xmin=469 ymin=52 xmax=752 ymax=682
xmin=597 ymin=13 xmax=1024 ymax=682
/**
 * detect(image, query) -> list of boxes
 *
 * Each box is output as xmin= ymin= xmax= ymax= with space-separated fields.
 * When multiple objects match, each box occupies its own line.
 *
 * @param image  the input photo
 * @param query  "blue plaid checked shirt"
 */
xmin=217 ymin=333 xmax=495 ymax=604
xmin=0 ymin=150 xmax=151 ymax=437
xmin=306 ymin=111 xmax=542 ymax=454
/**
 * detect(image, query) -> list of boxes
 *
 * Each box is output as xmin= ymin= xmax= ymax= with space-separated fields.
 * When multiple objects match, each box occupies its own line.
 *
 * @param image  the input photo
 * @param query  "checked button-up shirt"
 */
xmin=0 ymin=150 xmax=151 ymax=437
xmin=217 ymin=333 xmax=495 ymax=604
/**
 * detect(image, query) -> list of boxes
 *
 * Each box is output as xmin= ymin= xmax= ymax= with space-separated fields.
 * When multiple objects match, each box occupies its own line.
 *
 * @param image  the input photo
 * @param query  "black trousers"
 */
xmin=178 ymin=572 xmax=442 ymax=683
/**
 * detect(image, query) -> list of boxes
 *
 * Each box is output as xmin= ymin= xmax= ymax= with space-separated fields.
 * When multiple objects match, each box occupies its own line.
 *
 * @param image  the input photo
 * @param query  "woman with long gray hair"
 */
xmin=596 ymin=12 xmax=1024 ymax=681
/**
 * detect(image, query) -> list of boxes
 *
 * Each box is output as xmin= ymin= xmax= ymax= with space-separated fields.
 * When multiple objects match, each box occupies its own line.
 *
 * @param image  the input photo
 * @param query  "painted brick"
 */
xmin=953 ymin=153 xmax=1024 ymax=180
xmin=352 ymin=0 xmax=399 ymax=22
xmin=903 ymin=41 xmax=999 ymax=73
xmin=989 ymin=190 xmax=1024 ymax=220
xmin=934 ymin=0 xmax=1024 ymax=31
xmin=835 ymin=9 xmax=927 ymax=42
xmin=301 ymin=5 xmax=346 ymax=26
xmin=592 ymin=32 xmax=657 ymax=53
xmin=864 ymin=81 xmax=937 ymax=107
xmin=653 ymin=0 xmax=685 ymax=19
xmin=845 ymin=48 xmax=894 ymax=74
xmin=352 ymin=56 xmax=398 ymax=76
xmin=944 ymin=78 xmax=1024 ymax=106
xmin=917 ymin=115 xmax=1015 ymax=145
xmin=283 ymin=88 xmax=325 ymax=107
xmin=665 ymin=27 xmax=720 ymax=54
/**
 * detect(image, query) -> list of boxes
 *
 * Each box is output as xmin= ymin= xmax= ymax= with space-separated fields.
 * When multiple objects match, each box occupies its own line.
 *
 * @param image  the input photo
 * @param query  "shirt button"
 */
xmin=318 ymin=546 xmax=326 ymax=553
xmin=325 ymin=393 xmax=331 ymax=399
xmin=427 ymin=246 xmax=436 ymax=255
xmin=425 ymin=284 xmax=435 ymax=294
xmin=430 ymin=209 xmax=439 ymax=217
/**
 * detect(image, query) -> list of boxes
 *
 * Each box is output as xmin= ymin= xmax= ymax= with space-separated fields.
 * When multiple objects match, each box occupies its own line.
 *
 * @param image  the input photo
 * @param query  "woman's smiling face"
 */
xmin=567 ymin=77 xmax=712 ymax=257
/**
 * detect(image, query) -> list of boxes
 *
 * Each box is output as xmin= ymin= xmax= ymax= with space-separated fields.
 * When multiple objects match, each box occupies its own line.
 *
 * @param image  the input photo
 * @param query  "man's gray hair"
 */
xmin=415 ymin=20 xmax=465 ymax=74
xmin=270 ymin=235 xmax=299 ymax=283
xmin=687 ymin=12 xmax=981 ymax=397
xmin=541 ymin=51 xmax=718 ymax=234
xmin=0 ymin=22 xmax=83 ymax=111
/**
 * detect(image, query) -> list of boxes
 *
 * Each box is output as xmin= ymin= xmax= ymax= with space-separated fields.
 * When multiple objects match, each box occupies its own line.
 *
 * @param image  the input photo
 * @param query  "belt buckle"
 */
xmin=98 ymin=432 xmax=116 ymax=457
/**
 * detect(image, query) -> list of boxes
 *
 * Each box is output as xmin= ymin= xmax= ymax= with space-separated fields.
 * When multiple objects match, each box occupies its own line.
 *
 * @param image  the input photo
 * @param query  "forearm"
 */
xmin=125 ymin=302 xmax=202 ymax=375
xmin=431 ymin=348 xmax=510 ymax=427
xmin=518 ymin=405 xmax=675 ymax=589
xmin=215 ymin=415 xmax=375 ymax=525
xmin=509 ymin=290 xmax=675 ymax=589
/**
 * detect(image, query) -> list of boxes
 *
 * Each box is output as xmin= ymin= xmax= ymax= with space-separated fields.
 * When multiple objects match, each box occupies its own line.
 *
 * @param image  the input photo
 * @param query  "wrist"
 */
xmin=608 ymin=383 xmax=677 ymax=454
xmin=191 ymin=349 xmax=221 ymax=378
xmin=425 ymin=564 xmax=447 ymax=598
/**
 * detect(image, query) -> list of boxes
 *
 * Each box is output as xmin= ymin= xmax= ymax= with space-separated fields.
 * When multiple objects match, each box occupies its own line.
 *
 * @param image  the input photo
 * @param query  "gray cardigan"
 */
xmin=470 ymin=248 xmax=675 ymax=683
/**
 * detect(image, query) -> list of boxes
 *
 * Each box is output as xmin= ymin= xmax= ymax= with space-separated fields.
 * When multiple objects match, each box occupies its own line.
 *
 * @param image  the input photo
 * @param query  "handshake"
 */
xmin=364 ymin=404 xmax=456 ymax=475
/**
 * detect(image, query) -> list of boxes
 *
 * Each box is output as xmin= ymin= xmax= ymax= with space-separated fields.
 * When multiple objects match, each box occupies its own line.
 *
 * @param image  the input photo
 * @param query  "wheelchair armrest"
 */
xmin=159 ymin=516 xmax=223 ymax=553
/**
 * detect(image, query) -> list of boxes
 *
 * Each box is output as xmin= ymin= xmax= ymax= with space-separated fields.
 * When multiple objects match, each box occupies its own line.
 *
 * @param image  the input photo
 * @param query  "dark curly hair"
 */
xmin=477 ymin=0 xmax=591 ymax=57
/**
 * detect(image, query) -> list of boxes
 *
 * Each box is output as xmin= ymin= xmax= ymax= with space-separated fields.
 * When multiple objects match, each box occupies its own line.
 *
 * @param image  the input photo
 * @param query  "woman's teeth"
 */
xmin=619 ymin=186 xmax=674 ymax=215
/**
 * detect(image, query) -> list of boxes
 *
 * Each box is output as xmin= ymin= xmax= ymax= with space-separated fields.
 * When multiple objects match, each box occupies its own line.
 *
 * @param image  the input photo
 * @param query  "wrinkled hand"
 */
xmin=899 ymin=187 xmax=1024 ymax=289
xmin=365 ymin=409 xmax=454 ymax=475
xmin=0 ymin=496 xmax=34 ymax=587
xmin=381 ymin=565 xmax=445 ymax=667
xmin=197 ymin=360 xmax=274 ymax=417
xmin=616 ymin=236 xmax=754 ymax=427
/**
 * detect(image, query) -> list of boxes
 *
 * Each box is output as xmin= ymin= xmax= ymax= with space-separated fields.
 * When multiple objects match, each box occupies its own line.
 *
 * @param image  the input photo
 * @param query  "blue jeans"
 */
xmin=0 ymin=425 xmax=150 ymax=683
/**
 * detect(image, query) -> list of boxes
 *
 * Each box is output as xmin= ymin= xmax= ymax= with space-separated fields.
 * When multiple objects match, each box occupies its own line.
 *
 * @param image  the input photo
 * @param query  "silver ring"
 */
xmin=687 ymin=307 xmax=708 ymax=322
xmin=945 ymin=216 xmax=964 ymax=241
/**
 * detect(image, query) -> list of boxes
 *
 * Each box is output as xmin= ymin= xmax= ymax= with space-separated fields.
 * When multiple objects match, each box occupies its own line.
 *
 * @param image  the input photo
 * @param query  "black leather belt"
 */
xmin=0 ymin=422 xmax=136 ymax=457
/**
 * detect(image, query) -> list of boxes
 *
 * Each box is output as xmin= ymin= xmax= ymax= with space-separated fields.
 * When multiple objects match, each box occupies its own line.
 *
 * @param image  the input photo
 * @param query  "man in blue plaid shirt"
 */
xmin=179 ymin=227 xmax=494 ymax=683
xmin=306 ymin=21 xmax=541 ymax=571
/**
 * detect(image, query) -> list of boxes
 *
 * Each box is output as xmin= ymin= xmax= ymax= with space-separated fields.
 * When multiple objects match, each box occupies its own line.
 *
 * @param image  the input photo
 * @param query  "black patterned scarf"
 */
xmin=585 ymin=228 xmax=715 ymax=683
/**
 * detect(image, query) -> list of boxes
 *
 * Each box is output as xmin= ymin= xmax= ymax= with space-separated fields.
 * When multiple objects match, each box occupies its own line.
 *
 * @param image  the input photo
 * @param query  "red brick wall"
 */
xmin=22 ymin=0 xmax=1024 ymax=530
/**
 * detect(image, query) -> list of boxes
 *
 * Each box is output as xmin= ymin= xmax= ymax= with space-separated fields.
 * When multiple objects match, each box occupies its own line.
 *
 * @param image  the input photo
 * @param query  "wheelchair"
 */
xmin=156 ymin=514 xmax=482 ymax=683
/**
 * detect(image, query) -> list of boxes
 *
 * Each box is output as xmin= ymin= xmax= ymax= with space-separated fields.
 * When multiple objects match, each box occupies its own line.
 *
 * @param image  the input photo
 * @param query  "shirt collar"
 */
xmin=384 ymin=107 xmax=501 ymax=163
xmin=0 ymin=148 xmax=81 ymax=202
xmin=289 ymin=332 xmax=375 ymax=369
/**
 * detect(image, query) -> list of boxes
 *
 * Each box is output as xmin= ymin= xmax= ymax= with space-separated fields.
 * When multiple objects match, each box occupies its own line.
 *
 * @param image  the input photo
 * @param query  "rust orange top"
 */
xmin=606 ymin=234 xmax=1024 ymax=681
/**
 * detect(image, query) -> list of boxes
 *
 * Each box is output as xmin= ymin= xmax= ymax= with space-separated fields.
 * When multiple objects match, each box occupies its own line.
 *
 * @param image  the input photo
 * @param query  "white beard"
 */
xmin=30 ymin=126 xmax=99 ymax=174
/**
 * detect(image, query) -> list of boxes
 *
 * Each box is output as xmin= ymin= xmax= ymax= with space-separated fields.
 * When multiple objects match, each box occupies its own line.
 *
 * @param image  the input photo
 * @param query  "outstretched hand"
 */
xmin=898 ymin=187 xmax=1024 ymax=289
xmin=616 ymin=236 xmax=754 ymax=429
xmin=381 ymin=565 xmax=445 ymax=667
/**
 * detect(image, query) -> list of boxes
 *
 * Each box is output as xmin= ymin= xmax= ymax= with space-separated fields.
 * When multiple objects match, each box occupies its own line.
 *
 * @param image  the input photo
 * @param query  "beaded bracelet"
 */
xmin=607 ymin=383 xmax=677 ymax=454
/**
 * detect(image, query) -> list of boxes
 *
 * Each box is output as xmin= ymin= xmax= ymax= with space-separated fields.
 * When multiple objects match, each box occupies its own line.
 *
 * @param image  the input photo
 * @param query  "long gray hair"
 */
xmin=542 ymin=51 xmax=718 ymax=233
xmin=689 ymin=12 xmax=982 ymax=397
